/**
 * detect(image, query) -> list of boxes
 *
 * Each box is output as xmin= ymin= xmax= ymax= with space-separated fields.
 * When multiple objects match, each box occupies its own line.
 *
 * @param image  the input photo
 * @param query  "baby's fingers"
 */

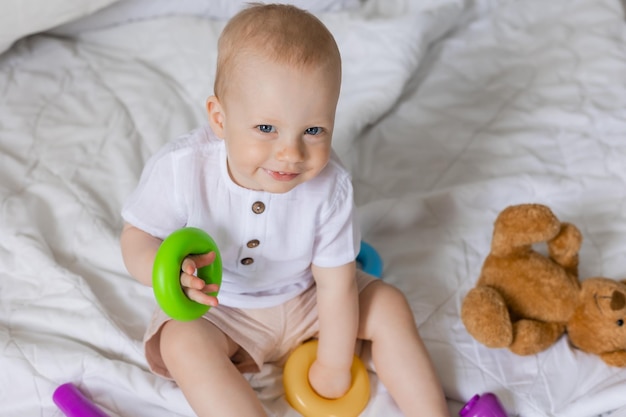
xmin=180 ymin=255 xmax=219 ymax=305
xmin=191 ymin=251 xmax=217 ymax=269
xmin=180 ymin=254 xmax=219 ymax=288
xmin=180 ymin=271 xmax=206 ymax=291
xmin=181 ymin=257 xmax=199 ymax=276
xmin=201 ymin=283 xmax=220 ymax=294
xmin=184 ymin=287 xmax=219 ymax=307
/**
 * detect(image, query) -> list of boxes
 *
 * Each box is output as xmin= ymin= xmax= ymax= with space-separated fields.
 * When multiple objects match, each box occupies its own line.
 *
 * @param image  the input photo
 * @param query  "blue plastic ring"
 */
xmin=356 ymin=241 xmax=383 ymax=278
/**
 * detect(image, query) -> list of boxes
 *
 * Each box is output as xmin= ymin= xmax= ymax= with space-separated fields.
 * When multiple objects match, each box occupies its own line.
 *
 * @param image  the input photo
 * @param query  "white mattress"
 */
xmin=1 ymin=0 xmax=626 ymax=416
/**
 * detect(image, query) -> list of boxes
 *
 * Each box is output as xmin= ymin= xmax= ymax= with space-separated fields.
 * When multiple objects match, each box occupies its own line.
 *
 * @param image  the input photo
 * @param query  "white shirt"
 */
xmin=122 ymin=125 xmax=360 ymax=308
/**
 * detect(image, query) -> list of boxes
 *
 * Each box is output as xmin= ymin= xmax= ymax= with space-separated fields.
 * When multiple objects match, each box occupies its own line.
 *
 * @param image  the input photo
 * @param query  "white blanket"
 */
xmin=1 ymin=0 xmax=626 ymax=416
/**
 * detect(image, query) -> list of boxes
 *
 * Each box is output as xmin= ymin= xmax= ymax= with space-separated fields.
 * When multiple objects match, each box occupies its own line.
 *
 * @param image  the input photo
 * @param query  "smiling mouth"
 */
xmin=265 ymin=169 xmax=299 ymax=181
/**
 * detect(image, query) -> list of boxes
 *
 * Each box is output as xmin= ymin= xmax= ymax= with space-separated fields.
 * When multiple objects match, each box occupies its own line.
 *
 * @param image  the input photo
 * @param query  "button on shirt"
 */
xmin=251 ymin=201 xmax=265 ymax=214
xmin=121 ymin=125 xmax=360 ymax=308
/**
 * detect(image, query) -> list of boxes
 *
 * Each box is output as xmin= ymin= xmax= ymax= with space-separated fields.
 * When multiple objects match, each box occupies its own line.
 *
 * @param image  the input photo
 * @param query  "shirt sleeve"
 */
xmin=311 ymin=172 xmax=361 ymax=268
xmin=121 ymin=145 xmax=187 ymax=240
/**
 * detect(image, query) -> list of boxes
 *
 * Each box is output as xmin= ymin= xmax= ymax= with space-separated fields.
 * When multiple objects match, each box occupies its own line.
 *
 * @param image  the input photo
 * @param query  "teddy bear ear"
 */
xmin=611 ymin=290 xmax=626 ymax=311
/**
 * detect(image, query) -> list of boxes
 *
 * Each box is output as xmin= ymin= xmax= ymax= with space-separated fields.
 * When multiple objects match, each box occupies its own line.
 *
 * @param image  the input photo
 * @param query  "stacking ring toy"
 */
xmin=283 ymin=340 xmax=370 ymax=417
xmin=356 ymin=240 xmax=383 ymax=278
xmin=152 ymin=227 xmax=222 ymax=321
xmin=53 ymin=383 xmax=110 ymax=417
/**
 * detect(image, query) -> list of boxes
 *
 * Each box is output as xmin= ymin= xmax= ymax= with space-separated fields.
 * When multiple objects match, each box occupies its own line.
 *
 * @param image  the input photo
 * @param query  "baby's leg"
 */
xmin=358 ymin=281 xmax=449 ymax=417
xmin=160 ymin=319 xmax=267 ymax=417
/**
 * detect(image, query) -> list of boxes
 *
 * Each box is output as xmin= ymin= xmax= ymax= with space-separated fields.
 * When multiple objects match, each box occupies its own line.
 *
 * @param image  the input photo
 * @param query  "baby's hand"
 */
xmin=180 ymin=252 xmax=219 ymax=307
xmin=308 ymin=360 xmax=352 ymax=399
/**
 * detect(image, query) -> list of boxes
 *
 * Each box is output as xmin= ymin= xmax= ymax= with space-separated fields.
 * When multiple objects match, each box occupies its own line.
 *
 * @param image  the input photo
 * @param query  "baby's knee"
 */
xmin=380 ymin=284 xmax=413 ymax=320
xmin=159 ymin=319 xmax=230 ymax=366
xmin=360 ymin=282 xmax=416 ymax=336
xmin=159 ymin=321 xmax=190 ymax=368
xmin=372 ymin=282 xmax=411 ymax=310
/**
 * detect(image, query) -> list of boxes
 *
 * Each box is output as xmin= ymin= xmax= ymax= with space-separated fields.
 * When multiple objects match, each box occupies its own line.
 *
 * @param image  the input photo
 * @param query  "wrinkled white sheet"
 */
xmin=0 ymin=0 xmax=118 ymax=54
xmin=1 ymin=0 xmax=626 ymax=416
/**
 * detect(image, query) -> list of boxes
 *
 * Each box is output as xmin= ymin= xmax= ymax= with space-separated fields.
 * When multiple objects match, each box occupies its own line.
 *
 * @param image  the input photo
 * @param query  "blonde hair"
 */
xmin=213 ymin=3 xmax=341 ymax=99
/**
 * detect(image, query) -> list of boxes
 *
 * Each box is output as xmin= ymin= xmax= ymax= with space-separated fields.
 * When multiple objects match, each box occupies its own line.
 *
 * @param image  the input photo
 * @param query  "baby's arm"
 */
xmin=309 ymin=261 xmax=358 ymax=399
xmin=120 ymin=223 xmax=162 ymax=286
xmin=120 ymin=223 xmax=218 ymax=306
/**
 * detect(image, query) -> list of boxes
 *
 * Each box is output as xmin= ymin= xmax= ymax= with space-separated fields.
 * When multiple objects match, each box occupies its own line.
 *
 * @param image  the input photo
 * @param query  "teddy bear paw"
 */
xmin=548 ymin=222 xmax=582 ymax=272
xmin=461 ymin=287 xmax=513 ymax=348
xmin=509 ymin=320 xmax=565 ymax=355
xmin=600 ymin=351 xmax=626 ymax=367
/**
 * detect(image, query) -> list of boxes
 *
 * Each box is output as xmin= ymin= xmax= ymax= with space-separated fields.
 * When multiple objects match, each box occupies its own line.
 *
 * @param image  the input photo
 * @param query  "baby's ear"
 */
xmin=206 ymin=96 xmax=225 ymax=138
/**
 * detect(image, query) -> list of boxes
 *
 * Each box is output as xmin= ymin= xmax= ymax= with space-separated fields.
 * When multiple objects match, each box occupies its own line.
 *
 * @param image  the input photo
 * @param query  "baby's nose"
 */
xmin=276 ymin=138 xmax=305 ymax=162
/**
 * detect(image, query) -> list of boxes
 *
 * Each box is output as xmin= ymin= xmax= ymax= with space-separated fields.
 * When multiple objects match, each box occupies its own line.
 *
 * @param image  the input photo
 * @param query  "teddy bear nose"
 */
xmin=610 ymin=290 xmax=625 ymax=311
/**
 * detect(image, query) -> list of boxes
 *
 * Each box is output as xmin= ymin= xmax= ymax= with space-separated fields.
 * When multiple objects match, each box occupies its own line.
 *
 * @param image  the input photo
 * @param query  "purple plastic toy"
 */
xmin=53 ymin=383 xmax=110 ymax=417
xmin=459 ymin=393 xmax=507 ymax=417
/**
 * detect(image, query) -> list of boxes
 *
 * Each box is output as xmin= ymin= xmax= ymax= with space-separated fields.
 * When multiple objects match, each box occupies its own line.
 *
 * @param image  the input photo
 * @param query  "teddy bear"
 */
xmin=461 ymin=203 xmax=626 ymax=367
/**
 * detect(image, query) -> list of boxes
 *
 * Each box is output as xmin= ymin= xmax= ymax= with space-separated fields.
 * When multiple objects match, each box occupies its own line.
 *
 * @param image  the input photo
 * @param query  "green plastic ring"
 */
xmin=152 ymin=227 xmax=222 ymax=321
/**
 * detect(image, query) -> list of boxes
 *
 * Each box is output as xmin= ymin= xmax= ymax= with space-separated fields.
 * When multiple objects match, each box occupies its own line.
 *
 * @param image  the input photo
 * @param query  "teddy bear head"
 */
xmin=567 ymin=278 xmax=626 ymax=367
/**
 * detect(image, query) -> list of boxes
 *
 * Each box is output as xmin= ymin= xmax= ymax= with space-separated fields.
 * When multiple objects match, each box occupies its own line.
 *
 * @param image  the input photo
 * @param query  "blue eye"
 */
xmin=258 ymin=125 xmax=275 ymax=133
xmin=305 ymin=127 xmax=322 ymax=136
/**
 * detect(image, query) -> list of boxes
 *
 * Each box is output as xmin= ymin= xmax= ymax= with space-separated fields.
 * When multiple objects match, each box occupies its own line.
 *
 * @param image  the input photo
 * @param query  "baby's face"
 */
xmin=213 ymin=56 xmax=340 ymax=193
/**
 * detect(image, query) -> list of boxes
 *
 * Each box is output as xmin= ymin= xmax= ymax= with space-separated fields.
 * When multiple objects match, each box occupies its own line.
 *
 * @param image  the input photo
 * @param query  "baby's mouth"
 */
xmin=265 ymin=169 xmax=299 ymax=181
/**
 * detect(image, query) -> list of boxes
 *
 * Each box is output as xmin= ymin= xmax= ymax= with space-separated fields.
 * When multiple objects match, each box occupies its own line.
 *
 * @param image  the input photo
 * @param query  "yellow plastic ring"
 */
xmin=283 ymin=340 xmax=370 ymax=417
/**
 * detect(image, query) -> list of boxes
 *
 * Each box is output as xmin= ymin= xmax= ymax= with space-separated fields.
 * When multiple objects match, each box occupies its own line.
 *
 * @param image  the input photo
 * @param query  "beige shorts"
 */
xmin=144 ymin=270 xmax=377 ymax=378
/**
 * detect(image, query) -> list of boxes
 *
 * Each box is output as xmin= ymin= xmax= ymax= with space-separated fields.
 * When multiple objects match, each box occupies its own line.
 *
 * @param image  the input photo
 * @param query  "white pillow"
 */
xmin=362 ymin=0 xmax=462 ymax=17
xmin=0 ymin=0 xmax=120 ymax=55
xmin=49 ymin=0 xmax=362 ymax=37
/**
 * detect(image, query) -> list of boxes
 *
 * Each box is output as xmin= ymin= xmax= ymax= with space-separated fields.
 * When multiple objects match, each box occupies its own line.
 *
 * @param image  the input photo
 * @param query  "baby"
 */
xmin=120 ymin=3 xmax=449 ymax=417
